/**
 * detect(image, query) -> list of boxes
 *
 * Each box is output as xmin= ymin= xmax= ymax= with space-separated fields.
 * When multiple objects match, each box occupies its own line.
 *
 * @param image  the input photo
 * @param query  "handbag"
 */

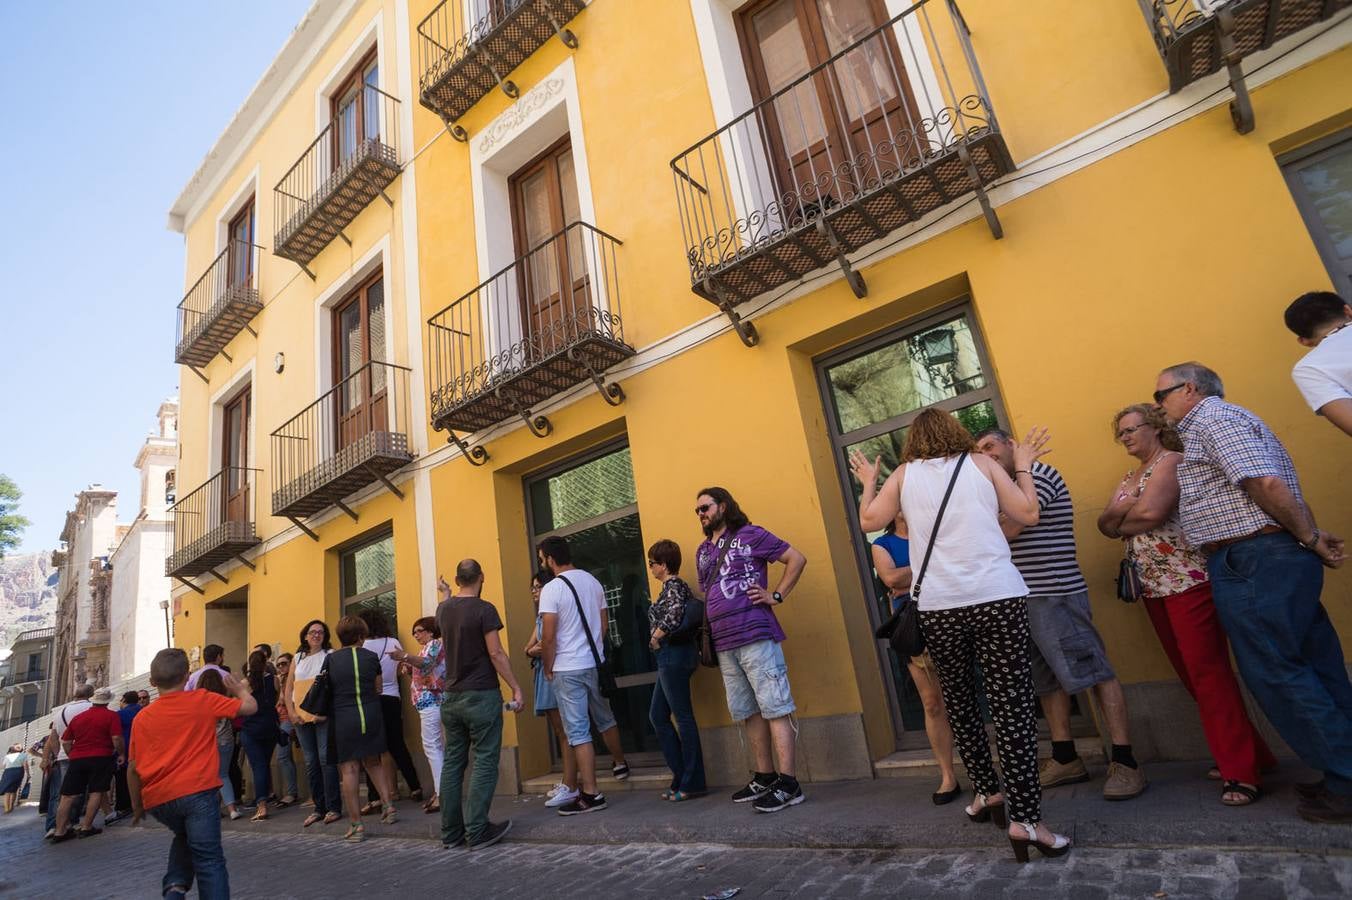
xmin=876 ymin=452 xmax=968 ymax=657
xmin=298 ymin=655 xmax=333 ymax=718
xmin=560 ymin=573 xmax=618 ymax=697
xmin=696 ymin=529 xmax=741 ymax=668
xmin=1116 ymin=551 xmax=1145 ymax=603
xmin=665 ymin=582 xmax=705 ymax=645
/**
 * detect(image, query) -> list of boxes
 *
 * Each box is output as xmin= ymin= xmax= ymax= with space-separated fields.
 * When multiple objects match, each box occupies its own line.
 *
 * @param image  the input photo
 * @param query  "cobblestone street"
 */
xmin=2 ymin=803 xmax=1349 ymax=899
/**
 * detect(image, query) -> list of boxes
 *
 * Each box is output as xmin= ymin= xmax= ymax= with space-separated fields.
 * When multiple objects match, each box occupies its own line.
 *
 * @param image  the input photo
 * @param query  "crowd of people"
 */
xmin=13 ymin=292 xmax=1351 ymax=890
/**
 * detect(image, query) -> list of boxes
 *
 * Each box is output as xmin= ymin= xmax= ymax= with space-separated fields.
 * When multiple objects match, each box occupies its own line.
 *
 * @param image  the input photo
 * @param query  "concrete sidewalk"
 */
xmin=224 ymin=759 xmax=1351 ymax=854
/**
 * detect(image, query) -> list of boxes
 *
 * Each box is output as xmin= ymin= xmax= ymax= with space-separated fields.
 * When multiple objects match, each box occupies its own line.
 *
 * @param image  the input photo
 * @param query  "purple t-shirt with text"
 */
xmin=696 ymin=525 xmax=790 ymax=652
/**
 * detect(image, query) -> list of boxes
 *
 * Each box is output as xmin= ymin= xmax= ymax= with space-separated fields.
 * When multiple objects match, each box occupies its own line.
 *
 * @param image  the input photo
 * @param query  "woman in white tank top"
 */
xmin=851 ymin=408 xmax=1071 ymax=863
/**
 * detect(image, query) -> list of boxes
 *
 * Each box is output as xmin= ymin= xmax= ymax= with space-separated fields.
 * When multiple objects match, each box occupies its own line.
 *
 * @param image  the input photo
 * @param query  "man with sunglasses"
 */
xmin=694 ymin=487 xmax=807 ymax=813
xmin=1155 ymin=361 xmax=1352 ymax=824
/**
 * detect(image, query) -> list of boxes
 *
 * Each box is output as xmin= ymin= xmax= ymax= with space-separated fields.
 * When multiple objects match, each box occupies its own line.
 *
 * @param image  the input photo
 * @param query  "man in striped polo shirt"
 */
xmin=976 ymin=429 xmax=1147 ymax=801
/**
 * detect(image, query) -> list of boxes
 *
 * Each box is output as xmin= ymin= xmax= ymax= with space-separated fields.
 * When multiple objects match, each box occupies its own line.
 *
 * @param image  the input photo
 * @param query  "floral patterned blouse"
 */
xmin=1116 ymin=452 xmax=1209 ymax=599
xmin=648 ymin=577 xmax=695 ymax=643
xmin=409 ymin=639 xmax=446 ymax=710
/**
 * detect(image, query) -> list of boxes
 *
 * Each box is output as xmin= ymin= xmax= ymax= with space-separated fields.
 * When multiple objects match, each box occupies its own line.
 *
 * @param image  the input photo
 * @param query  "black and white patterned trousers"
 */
xmin=919 ymin=596 xmax=1042 ymax=825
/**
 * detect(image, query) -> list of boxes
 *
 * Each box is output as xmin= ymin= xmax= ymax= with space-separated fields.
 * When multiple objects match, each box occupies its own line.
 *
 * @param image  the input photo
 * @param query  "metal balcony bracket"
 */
xmin=479 ymin=49 xmax=519 ymax=100
xmin=369 ymin=467 xmax=405 ymax=501
xmin=208 ymin=568 xmax=229 ymax=585
xmin=233 ymin=554 xmax=256 ymax=571
xmin=446 ymin=122 xmax=470 ymax=143
xmin=702 ymin=277 xmax=760 ymax=348
xmin=334 ymin=500 xmax=359 ymax=522
xmin=335 ymin=229 xmax=354 ymax=248
xmin=545 ymin=8 xmax=580 ymax=49
xmin=956 ymin=143 xmax=1004 ymax=240
xmin=244 ymin=323 xmax=259 ymax=338
xmin=1216 ymin=9 xmax=1255 ymax=134
xmin=294 ymin=261 xmax=318 ymax=281
xmin=568 ymin=347 xmax=625 ymax=406
xmin=813 ymin=217 xmax=867 ymax=298
xmin=220 ymin=348 xmax=233 ymax=363
xmin=287 ymin=516 xmax=320 ymax=542
xmin=187 ymin=366 xmax=210 ymax=385
xmin=174 ymin=576 xmax=205 ymax=595
xmin=447 ymin=431 xmax=490 ymax=466
xmin=495 ymin=386 xmax=553 ymax=438
xmin=378 ymin=188 xmax=395 ymax=208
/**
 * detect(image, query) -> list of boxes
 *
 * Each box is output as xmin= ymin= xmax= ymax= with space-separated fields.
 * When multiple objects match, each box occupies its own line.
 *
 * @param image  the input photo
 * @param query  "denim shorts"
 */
xmin=717 ymin=638 xmax=796 ymax=722
xmin=1026 ymin=590 xmax=1116 ymax=696
xmin=552 ymin=667 xmax=618 ymax=747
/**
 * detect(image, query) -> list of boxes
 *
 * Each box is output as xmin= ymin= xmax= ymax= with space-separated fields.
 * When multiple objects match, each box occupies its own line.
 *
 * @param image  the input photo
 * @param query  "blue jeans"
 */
xmin=1209 ymin=532 xmax=1352 ymax=797
xmin=149 ymin=788 xmax=229 ymax=899
xmin=275 ymin=722 xmax=298 ymax=798
xmin=240 ymin=729 xmax=275 ymax=801
xmin=216 ymin=737 xmax=236 ymax=808
xmin=650 ymin=642 xmax=706 ymax=794
xmin=44 ymin=760 xmax=69 ymax=832
xmin=295 ymin=720 xmax=341 ymax=816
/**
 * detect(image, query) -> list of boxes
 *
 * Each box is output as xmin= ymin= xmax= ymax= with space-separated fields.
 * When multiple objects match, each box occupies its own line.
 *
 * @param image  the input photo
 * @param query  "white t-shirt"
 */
xmin=1293 ymin=323 xmax=1352 ymax=414
xmin=53 ymin=699 xmax=94 ymax=762
xmin=292 ymin=649 xmax=330 ymax=681
xmin=538 ymin=570 xmax=607 ymax=673
xmin=362 ymin=637 xmax=403 ymax=698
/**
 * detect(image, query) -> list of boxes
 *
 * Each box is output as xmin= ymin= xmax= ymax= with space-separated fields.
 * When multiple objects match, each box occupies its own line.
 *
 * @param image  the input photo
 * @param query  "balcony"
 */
xmin=1137 ymin=0 xmax=1352 ymax=132
xmin=175 ymin=241 xmax=263 ymax=370
xmin=417 ymin=0 xmax=587 ymax=140
xmin=165 ymin=468 xmax=262 ymax=587
xmin=427 ymin=222 xmax=633 ymax=462
xmin=273 ymin=85 xmax=402 ymax=272
xmin=271 ymin=361 xmax=414 ymax=530
xmin=670 ymin=0 xmax=1012 ymax=346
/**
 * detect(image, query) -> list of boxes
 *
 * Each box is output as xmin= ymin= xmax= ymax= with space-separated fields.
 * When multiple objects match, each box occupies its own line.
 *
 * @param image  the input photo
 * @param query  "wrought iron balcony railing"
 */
xmin=416 ymin=0 xmax=587 ymax=140
xmin=271 ymin=361 xmax=414 ymax=529
xmin=15 ymin=627 xmax=55 ymax=643
xmin=427 ymin=222 xmax=633 ymax=463
xmin=273 ymin=84 xmax=402 ymax=272
xmin=1137 ymin=0 xmax=1352 ymax=132
xmin=670 ymin=0 xmax=1011 ymax=346
xmin=175 ymin=240 xmax=263 ymax=369
xmin=166 ymin=467 xmax=262 ymax=584
xmin=11 ymin=668 xmax=47 ymax=685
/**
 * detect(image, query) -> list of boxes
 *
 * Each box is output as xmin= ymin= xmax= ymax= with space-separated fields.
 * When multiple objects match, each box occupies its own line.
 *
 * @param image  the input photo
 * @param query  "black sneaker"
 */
xmin=75 ymin=826 xmax=103 ymax=838
xmin=612 ymin=763 xmax=630 ymax=781
xmin=752 ymin=778 xmax=804 ymax=814
xmin=557 ymin=792 xmax=608 ymax=816
xmin=468 ymin=820 xmax=512 ymax=850
xmin=49 ymin=831 xmax=77 ymax=844
xmin=441 ymin=834 xmax=466 ymax=849
xmin=730 ymin=777 xmax=776 ymax=803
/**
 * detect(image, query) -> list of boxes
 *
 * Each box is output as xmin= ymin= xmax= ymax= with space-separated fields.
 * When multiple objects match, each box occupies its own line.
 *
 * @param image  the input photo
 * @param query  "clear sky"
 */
xmin=0 ymin=1 xmax=312 ymax=553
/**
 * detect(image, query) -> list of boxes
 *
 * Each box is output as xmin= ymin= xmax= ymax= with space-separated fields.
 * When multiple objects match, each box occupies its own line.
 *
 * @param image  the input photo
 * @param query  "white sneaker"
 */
xmin=546 ymin=782 xmax=567 ymax=799
xmin=44 ymin=828 xmax=55 ymax=840
xmin=544 ymin=785 xmax=579 ymax=808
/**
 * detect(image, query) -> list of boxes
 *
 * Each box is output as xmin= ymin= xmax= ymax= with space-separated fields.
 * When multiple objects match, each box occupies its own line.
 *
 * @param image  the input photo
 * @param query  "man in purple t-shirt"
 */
xmin=695 ymin=486 xmax=807 ymax=814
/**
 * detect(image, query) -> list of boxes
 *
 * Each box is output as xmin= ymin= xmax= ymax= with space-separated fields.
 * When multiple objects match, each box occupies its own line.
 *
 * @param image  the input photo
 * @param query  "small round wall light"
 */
xmin=274 ymin=352 xmax=285 ymax=374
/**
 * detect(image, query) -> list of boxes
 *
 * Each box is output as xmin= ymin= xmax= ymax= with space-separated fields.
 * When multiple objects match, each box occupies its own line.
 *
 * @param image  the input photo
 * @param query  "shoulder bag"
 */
xmin=560 ymin=574 xmax=618 ymax=697
xmin=696 ymin=530 xmax=739 ymax=668
xmin=298 ymin=653 xmax=333 ymax=718
xmin=1115 ymin=454 xmax=1168 ymax=603
xmin=666 ymin=582 xmax=705 ymax=645
xmin=875 ymin=452 xmax=968 ymax=658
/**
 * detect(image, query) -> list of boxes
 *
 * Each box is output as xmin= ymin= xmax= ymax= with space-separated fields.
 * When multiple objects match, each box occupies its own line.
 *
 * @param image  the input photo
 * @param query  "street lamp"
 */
xmin=159 ymin=599 xmax=172 ymax=648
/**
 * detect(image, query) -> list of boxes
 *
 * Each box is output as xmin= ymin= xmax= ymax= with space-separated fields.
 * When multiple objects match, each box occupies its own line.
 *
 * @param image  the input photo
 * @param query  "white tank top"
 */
xmin=900 ymin=455 xmax=1028 ymax=611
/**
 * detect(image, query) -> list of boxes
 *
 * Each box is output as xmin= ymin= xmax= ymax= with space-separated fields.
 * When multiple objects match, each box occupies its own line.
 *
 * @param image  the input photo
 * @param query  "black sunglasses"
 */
xmin=1153 ymin=382 xmax=1188 ymax=404
xmin=694 ymin=503 xmax=715 ymax=515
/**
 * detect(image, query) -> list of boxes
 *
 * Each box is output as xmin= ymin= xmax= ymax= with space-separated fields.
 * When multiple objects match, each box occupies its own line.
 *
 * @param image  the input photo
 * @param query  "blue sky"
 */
xmin=0 ymin=2 xmax=311 ymax=553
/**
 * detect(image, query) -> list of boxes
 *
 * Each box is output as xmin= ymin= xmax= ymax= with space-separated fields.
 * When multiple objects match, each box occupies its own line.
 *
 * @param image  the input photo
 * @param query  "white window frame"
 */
xmin=213 ymin=166 xmax=261 ymax=256
xmin=314 ymin=12 xmax=388 ymax=135
xmin=208 ymin=362 xmax=257 ymax=477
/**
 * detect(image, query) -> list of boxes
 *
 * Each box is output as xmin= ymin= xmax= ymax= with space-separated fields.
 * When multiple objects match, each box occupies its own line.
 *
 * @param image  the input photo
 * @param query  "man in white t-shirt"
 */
xmin=42 ymin=683 xmax=94 ymax=837
xmin=537 ymin=535 xmax=630 ymax=816
xmin=1285 ymin=291 xmax=1352 ymax=438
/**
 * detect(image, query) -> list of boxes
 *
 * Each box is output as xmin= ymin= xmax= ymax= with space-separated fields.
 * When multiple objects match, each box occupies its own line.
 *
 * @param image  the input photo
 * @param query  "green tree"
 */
xmin=0 ymin=474 xmax=30 ymax=559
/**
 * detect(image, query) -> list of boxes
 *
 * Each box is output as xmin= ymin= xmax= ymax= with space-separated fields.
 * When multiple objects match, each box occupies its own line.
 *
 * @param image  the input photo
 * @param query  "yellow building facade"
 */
xmin=170 ymin=0 xmax=1352 ymax=793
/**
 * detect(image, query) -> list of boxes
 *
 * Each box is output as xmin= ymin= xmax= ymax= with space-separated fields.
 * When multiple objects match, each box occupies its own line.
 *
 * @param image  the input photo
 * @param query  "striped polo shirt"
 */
xmin=1007 ymin=462 xmax=1088 ymax=597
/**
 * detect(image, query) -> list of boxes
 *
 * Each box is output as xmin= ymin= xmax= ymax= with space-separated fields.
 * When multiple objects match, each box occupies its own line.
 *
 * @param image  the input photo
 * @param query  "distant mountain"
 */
xmin=0 ymin=551 xmax=58 ymax=654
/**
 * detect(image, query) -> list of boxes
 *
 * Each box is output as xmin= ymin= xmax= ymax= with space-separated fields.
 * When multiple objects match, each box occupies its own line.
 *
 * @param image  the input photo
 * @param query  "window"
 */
xmin=1282 ymin=132 xmax=1352 ymax=296
xmin=738 ymin=0 xmax=917 ymax=207
xmin=332 ymin=273 xmax=388 ymax=448
xmin=222 ymin=388 xmax=251 ymax=524
xmin=332 ymin=50 xmax=381 ymax=169
xmin=227 ymin=197 xmax=255 ymax=289
xmin=340 ymin=532 xmax=397 ymax=636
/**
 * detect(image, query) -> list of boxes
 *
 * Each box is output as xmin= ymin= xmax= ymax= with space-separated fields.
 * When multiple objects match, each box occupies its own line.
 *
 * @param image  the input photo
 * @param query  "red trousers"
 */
xmin=1143 ymin=581 xmax=1277 ymax=784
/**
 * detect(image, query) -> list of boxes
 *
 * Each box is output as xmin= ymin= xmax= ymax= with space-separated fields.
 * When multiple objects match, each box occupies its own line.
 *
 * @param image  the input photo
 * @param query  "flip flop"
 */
xmin=1221 ymin=781 xmax=1260 ymax=807
xmin=359 ymin=801 xmax=381 ymax=816
xmin=322 ymin=812 xmax=342 ymax=825
xmin=303 ymin=813 xmax=321 ymax=828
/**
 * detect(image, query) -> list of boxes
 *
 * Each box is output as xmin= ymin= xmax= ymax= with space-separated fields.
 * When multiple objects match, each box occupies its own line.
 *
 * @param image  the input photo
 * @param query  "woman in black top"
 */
xmin=240 ymin=650 xmax=280 ymax=821
xmin=329 ymin=615 xmax=395 ymax=842
xmin=646 ymin=539 xmax=706 ymax=800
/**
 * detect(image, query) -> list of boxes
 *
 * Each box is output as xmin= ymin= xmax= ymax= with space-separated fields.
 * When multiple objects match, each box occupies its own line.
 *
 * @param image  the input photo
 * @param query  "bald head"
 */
xmin=73 ymin=683 xmax=95 ymax=700
xmin=454 ymin=558 xmax=484 ymax=595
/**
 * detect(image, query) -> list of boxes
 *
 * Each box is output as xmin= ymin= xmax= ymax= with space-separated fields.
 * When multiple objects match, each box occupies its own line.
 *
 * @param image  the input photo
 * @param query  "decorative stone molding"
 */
xmin=477 ymin=78 xmax=565 ymax=153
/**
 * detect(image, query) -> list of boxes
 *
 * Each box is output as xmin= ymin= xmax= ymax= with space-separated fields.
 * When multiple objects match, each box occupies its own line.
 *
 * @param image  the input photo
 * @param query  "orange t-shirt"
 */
xmin=128 ymin=689 xmax=242 ymax=810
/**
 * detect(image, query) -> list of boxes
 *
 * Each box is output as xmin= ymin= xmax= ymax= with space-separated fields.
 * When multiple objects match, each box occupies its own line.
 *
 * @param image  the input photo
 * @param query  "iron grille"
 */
xmin=166 ymin=467 xmax=262 ymax=579
xmin=175 ymin=241 xmax=263 ymax=367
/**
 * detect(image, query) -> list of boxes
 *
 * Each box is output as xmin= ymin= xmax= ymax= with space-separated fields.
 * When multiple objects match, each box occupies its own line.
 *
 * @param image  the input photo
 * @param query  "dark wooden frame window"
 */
xmin=508 ymin=137 xmax=588 ymax=352
xmin=1280 ymin=130 xmax=1352 ymax=297
xmin=227 ymin=197 xmax=255 ymax=289
xmin=221 ymin=387 xmax=251 ymax=524
xmin=736 ymin=0 xmax=919 ymax=206
xmin=332 ymin=272 xmax=388 ymax=448
xmin=331 ymin=48 xmax=381 ymax=170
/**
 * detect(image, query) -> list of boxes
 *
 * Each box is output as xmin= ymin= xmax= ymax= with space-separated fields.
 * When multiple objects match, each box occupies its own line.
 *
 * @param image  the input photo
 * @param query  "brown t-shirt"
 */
xmin=435 ymin=595 xmax=504 ymax=693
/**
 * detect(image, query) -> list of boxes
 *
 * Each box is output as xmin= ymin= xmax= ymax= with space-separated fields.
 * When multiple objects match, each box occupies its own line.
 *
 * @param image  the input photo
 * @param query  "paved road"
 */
xmin=1 ymin=805 xmax=1349 ymax=899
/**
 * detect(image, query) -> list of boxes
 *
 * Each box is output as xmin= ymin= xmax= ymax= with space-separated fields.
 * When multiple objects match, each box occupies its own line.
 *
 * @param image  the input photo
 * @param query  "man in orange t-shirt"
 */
xmin=129 ymin=649 xmax=257 ymax=900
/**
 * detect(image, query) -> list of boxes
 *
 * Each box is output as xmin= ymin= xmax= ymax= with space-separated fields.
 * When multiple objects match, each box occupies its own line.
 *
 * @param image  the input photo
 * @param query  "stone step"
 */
xmin=522 ymin=766 xmax=672 ymax=794
xmin=874 ymin=736 xmax=1107 ymax=778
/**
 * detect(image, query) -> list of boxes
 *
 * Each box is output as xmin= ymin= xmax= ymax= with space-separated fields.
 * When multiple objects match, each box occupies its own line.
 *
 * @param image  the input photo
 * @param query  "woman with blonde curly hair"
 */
xmin=1097 ymin=403 xmax=1275 ymax=806
xmin=852 ymin=407 xmax=1070 ymax=863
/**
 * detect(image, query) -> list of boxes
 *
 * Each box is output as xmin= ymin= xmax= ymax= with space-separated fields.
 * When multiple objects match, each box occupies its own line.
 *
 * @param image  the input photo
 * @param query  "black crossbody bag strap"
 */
xmin=911 ymin=452 xmax=968 ymax=603
xmin=560 ymin=574 xmax=604 ymax=669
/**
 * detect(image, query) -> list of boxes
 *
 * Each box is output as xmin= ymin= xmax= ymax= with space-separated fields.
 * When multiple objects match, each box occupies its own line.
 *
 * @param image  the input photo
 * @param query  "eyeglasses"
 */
xmin=1115 ymin=424 xmax=1147 ymax=440
xmin=647 ymin=560 xmax=659 ymax=567
xmin=694 ymin=503 xmax=715 ymax=515
xmin=1153 ymin=383 xmax=1188 ymax=404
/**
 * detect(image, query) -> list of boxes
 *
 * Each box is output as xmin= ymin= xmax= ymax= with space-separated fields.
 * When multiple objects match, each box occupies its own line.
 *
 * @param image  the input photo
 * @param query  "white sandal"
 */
xmin=1008 ymin=821 xmax=1070 ymax=863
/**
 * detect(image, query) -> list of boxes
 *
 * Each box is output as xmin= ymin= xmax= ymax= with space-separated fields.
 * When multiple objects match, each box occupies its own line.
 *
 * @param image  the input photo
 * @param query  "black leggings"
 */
xmin=920 ymin=596 xmax=1042 ymax=825
xmin=367 ymin=694 xmax=422 ymax=795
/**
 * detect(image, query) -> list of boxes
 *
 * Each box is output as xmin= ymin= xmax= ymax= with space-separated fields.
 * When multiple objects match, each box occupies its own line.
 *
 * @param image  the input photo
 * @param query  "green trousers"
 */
xmin=439 ymin=689 xmax=503 ymax=844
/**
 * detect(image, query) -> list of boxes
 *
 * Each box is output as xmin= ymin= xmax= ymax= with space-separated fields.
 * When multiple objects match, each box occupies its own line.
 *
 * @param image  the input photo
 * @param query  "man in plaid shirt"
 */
xmin=1155 ymin=362 xmax=1351 ymax=824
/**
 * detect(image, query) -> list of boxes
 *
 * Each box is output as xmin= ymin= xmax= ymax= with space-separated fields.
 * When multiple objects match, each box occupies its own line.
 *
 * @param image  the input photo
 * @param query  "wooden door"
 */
xmin=227 ymin=198 xmax=255 ymax=290
xmin=510 ymin=139 xmax=588 ymax=358
xmin=333 ymin=274 xmax=388 ymax=449
xmin=740 ymin=0 xmax=915 ymax=214
xmin=222 ymin=389 xmax=250 ymax=524
xmin=332 ymin=51 xmax=380 ymax=169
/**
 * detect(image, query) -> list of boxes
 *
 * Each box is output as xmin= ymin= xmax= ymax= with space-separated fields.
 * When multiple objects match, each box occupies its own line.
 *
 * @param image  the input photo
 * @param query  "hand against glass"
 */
xmin=1012 ymin=427 xmax=1051 ymax=471
xmin=847 ymin=449 xmax=882 ymax=487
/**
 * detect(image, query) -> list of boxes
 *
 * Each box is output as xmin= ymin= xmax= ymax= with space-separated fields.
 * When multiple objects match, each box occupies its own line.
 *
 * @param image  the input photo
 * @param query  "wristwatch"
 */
xmin=772 ymin=591 xmax=784 ymax=604
xmin=1297 ymin=529 xmax=1321 ymax=552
